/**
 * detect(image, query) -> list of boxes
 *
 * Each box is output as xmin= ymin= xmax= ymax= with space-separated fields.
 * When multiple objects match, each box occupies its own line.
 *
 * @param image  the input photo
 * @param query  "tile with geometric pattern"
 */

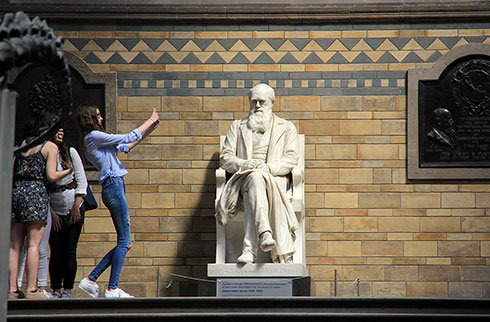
xmin=65 ymin=36 xmax=488 ymax=65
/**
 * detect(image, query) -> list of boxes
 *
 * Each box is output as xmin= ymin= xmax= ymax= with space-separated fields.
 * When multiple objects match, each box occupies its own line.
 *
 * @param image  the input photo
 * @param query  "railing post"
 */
xmin=357 ymin=278 xmax=360 ymax=297
xmin=157 ymin=268 xmax=161 ymax=297
xmin=334 ymin=269 xmax=337 ymax=297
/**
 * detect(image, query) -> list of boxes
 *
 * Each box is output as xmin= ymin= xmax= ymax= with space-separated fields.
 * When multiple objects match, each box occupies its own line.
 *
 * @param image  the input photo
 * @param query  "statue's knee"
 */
xmin=246 ymin=171 xmax=263 ymax=183
xmin=241 ymin=172 xmax=267 ymax=195
xmin=242 ymin=172 xmax=262 ymax=190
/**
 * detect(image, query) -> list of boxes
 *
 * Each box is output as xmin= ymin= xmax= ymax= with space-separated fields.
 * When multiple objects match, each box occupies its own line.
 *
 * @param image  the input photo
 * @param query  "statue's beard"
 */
xmin=247 ymin=110 xmax=273 ymax=133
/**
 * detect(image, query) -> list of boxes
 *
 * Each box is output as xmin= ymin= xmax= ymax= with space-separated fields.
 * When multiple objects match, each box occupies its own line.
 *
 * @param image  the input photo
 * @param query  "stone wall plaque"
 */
xmin=408 ymin=44 xmax=490 ymax=179
xmin=216 ymin=278 xmax=292 ymax=297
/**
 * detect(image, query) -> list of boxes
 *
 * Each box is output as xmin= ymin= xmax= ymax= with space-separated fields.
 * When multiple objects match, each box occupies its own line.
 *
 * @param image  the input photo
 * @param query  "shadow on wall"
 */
xmin=163 ymin=151 xmax=219 ymax=296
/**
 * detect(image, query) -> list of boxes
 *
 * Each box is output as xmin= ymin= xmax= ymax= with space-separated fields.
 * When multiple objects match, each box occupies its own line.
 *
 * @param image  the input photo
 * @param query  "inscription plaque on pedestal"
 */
xmin=217 ymin=278 xmax=292 ymax=297
xmin=408 ymin=44 xmax=490 ymax=179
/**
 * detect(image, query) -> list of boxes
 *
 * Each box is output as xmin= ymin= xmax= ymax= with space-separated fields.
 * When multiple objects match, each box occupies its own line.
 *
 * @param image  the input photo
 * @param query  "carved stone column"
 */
xmin=0 ymin=89 xmax=16 ymax=322
xmin=0 ymin=11 xmax=71 ymax=319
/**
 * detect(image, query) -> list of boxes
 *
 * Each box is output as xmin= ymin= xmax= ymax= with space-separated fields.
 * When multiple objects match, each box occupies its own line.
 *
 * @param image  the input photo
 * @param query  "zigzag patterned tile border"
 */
xmin=66 ymin=36 xmax=488 ymax=65
xmin=61 ymin=27 xmax=490 ymax=96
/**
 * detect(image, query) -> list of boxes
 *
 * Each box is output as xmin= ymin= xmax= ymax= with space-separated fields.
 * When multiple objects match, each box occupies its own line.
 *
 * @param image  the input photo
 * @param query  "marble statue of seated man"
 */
xmin=215 ymin=83 xmax=300 ymax=264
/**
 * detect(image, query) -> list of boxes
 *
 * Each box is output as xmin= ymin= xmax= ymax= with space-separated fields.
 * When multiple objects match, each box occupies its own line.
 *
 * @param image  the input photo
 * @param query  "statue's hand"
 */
xmin=242 ymin=159 xmax=260 ymax=170
xmin=255 ymin=162 xmax=269 ymax=172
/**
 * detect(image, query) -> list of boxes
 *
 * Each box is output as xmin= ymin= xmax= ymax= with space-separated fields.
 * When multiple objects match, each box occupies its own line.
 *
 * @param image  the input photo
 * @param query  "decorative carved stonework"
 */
xmin=0 ymin=11 xmax=72 ymax=154
xmin=0 ymin=11 xmax=71 ymax=321
xmin=452 ymin=59 xmax=490 ymax=117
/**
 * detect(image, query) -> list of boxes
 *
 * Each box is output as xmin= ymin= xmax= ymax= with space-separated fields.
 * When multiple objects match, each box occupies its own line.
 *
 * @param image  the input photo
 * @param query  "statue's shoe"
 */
xmin=260 ymin=232 xmax=276 ymax=252
xmin=237 ymin=251 xmax=255 ymax=264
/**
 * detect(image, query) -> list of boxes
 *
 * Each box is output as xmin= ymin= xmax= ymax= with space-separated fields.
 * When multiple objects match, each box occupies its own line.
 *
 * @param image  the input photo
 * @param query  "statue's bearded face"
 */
xmin=248 ymin=86 xmax=274 ymax=132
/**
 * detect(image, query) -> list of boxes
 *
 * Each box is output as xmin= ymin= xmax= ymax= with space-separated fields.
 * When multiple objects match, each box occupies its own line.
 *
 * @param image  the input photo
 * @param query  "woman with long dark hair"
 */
xmin=77 ymin=105 xmax=159 ymax=298
xmin=9 ymin=114 xmax=73 ymax=299
xmin=48 ymin=127 xmax=88 ymax=298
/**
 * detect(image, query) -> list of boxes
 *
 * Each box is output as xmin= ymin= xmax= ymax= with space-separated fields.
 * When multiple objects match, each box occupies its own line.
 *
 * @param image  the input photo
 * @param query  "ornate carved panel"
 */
xmin=407 ymin=44 xmax=490 ymax=179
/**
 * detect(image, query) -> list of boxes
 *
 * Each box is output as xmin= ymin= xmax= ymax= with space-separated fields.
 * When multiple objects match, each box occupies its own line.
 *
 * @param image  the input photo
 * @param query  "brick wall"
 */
xmin=57 ymin=24 xmax=490 ymax=298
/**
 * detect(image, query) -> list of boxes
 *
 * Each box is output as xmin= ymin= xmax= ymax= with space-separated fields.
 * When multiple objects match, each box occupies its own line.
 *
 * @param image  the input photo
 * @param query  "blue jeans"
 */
xmin=88 ymin=177 xmax=131 ymax=289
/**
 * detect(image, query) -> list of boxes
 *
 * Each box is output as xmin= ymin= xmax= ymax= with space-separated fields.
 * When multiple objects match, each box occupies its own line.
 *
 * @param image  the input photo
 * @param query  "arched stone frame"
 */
xmin=63 ymin=51 xmax=117 ymax=134
xmin=8 ymin=51 xmax=116 ymax=180
xmin=407 ymin=43 xmax=490 ymax=180
xmin=63 ymin=52 xmax=117 ymax=180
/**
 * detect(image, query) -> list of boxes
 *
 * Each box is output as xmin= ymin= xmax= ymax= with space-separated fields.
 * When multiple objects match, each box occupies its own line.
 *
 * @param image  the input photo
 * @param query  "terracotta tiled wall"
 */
xmin=58 ymin=24 xmax=490 ymax=298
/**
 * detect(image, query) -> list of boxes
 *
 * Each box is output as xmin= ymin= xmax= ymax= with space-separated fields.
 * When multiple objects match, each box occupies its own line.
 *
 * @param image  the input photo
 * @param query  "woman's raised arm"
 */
xmin=127 ymin=108 xmax=160 ymax=151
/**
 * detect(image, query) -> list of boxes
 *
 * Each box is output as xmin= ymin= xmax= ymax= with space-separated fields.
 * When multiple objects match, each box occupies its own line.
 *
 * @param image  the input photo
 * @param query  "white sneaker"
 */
xmin=105 ymin=288 xmax=134 ymax=298
xmin=41 ymin=289 xmax=54 ymax=298
xmin=78 ymin=278 xmax=100 ymax=298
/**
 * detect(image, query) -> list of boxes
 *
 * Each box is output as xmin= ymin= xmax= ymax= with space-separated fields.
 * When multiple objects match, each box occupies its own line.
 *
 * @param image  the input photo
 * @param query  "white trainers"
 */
xmin=105 ymin=288 xmax=134 ymax=298
xmin=78 ymin=278 xmax=100 ymax=298
xmin=40 ymin=289 xmax=54 ymax=298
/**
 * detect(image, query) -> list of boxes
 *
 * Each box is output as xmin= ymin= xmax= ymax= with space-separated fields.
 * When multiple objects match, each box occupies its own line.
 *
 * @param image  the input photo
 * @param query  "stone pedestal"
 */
xmin=201 ymin=263 xmax=310 ymax=296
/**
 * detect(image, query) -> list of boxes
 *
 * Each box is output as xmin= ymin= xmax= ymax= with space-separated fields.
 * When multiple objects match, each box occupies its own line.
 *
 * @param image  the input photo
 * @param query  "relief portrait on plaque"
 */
xmin=426 ymin=107 xmax=456 ymax=148
xmin=419 ymin=56 xmax=490 ymax=168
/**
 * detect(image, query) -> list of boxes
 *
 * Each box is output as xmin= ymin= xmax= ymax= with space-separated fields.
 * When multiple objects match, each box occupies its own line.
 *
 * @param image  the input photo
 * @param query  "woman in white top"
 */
xmin=48 ymin=128 xmax=88 ymax=298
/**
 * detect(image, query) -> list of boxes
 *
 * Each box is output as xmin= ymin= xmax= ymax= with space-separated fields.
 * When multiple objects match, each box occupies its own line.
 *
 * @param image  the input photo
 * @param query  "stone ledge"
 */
xmin=2 ymin=2 xmax=490 ymax=24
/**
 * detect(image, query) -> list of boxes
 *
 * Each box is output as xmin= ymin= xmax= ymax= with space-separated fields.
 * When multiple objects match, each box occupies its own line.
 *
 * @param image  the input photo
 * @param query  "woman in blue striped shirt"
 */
xmin=76 ymin=105 xmax=159 ymax=298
